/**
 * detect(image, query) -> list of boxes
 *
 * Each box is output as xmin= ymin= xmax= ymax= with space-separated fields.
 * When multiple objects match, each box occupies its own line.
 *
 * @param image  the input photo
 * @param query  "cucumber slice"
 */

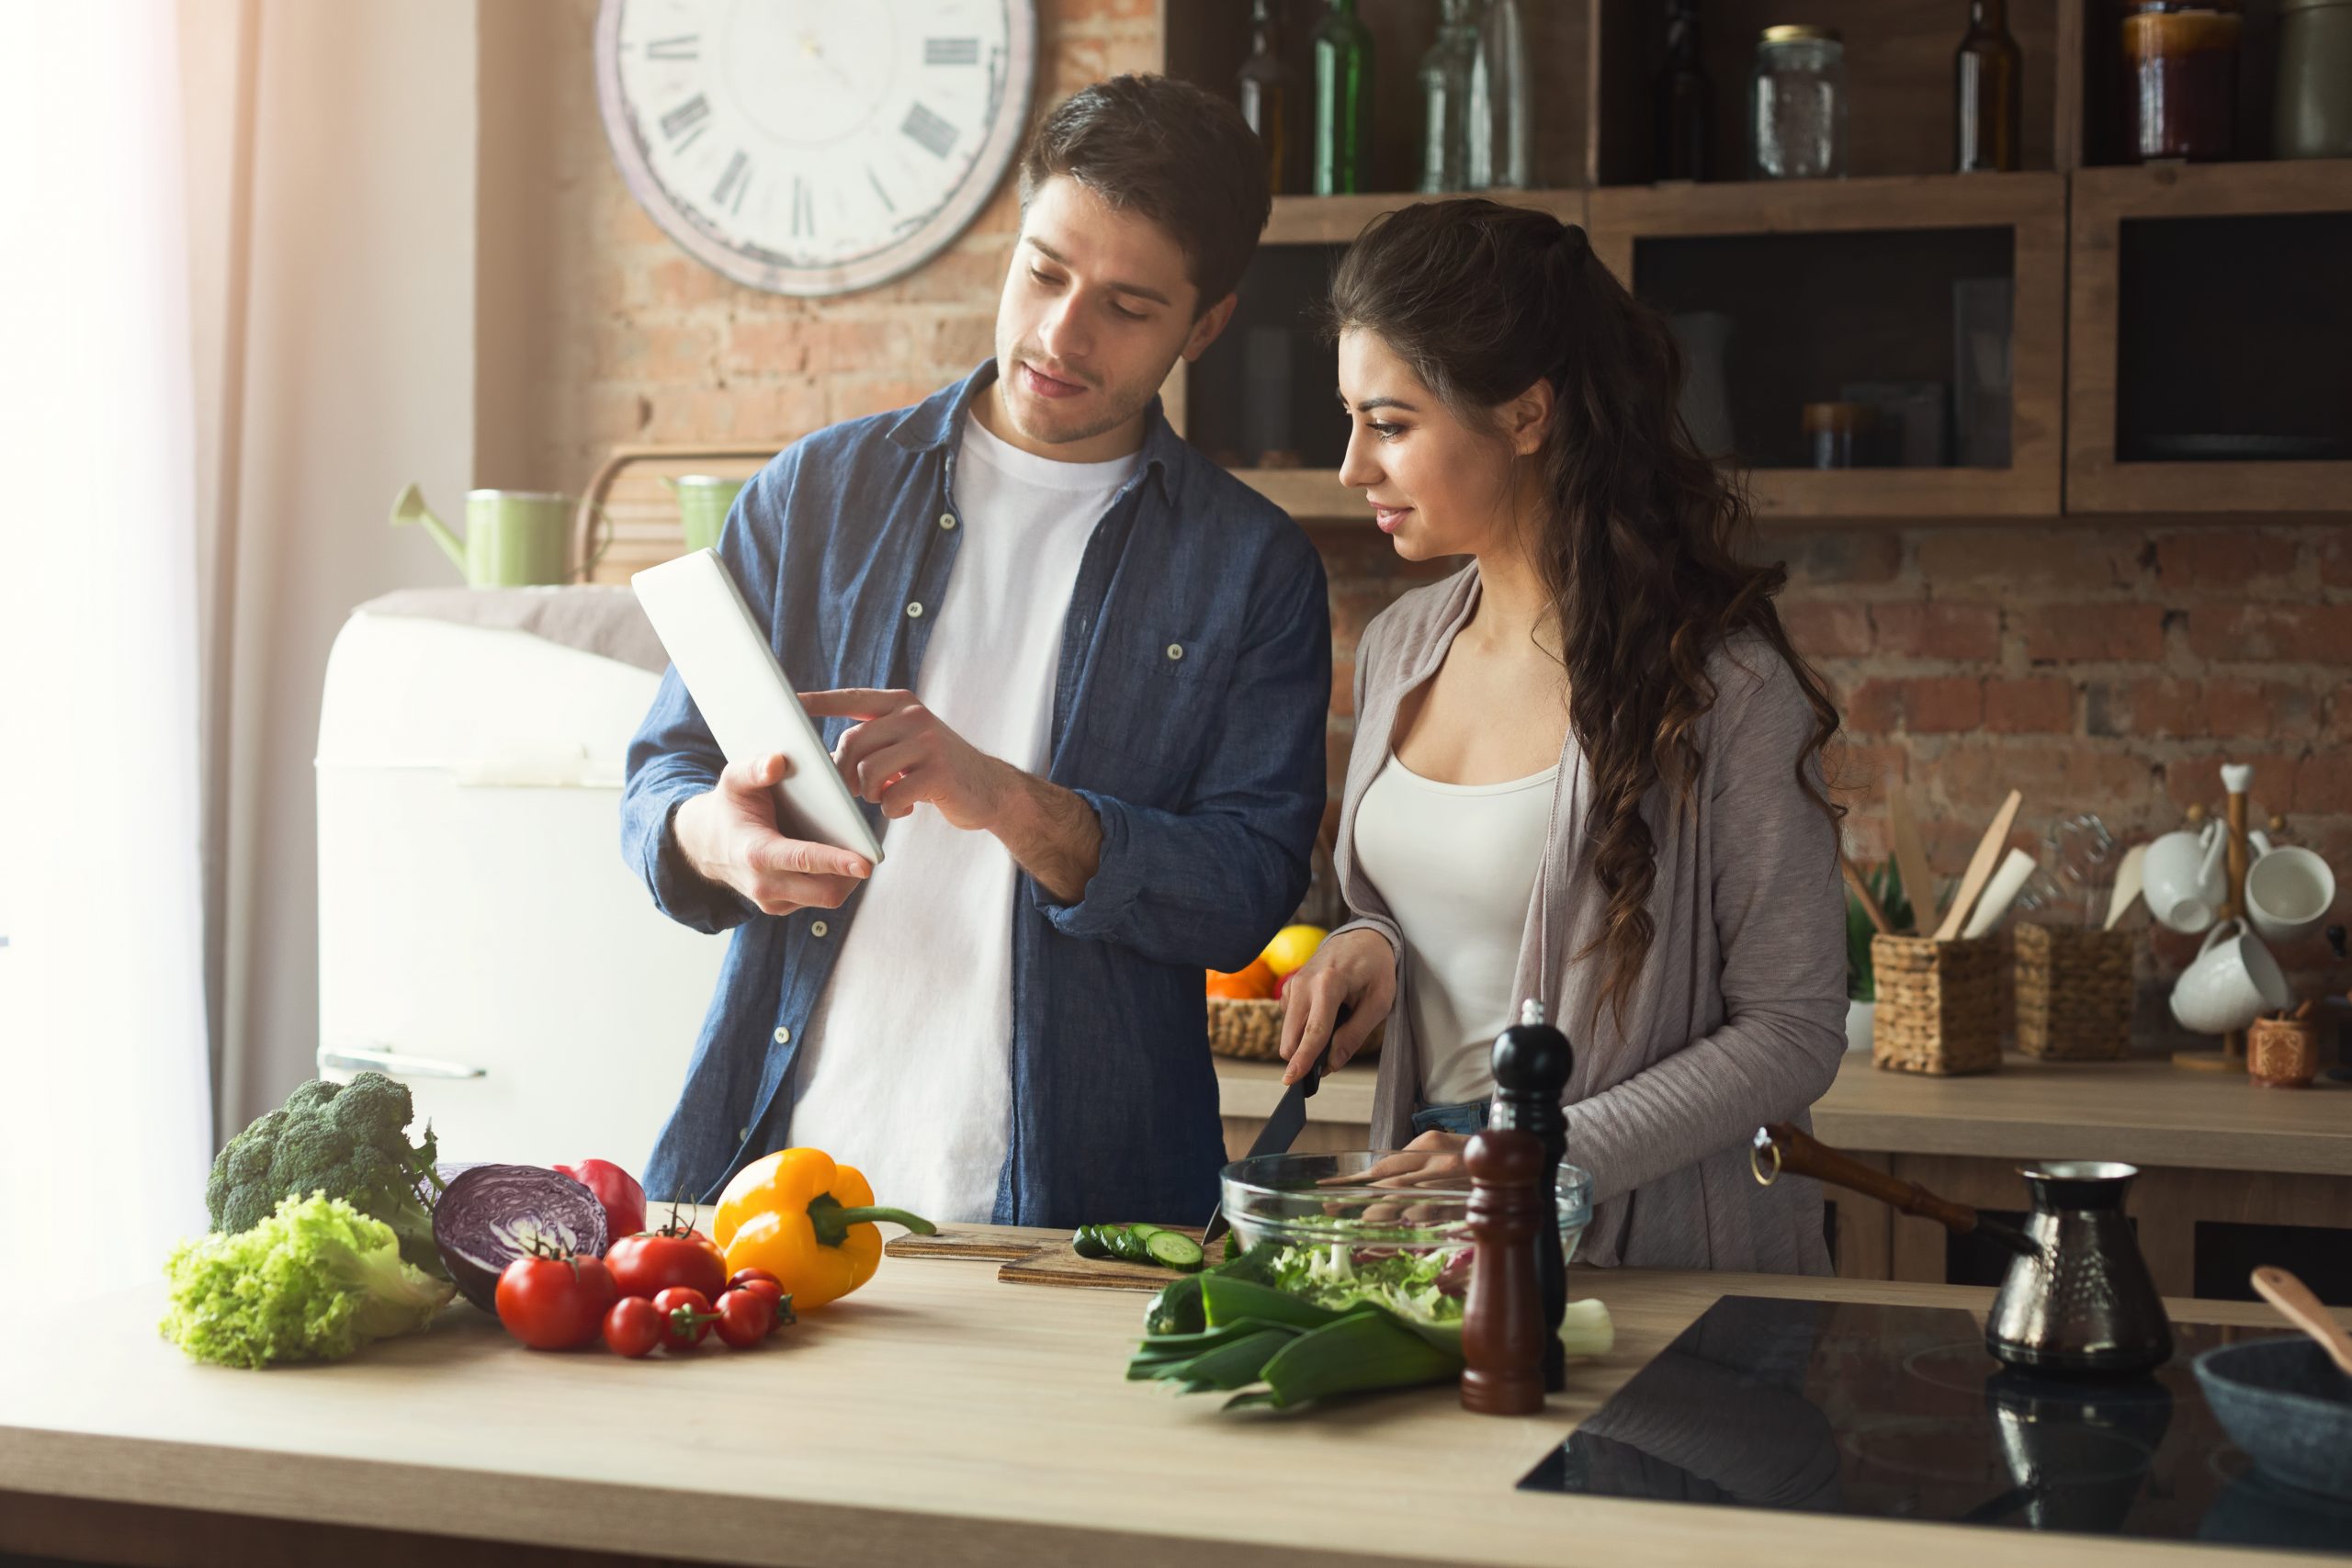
xmin=1071 ymin=1225 xmax=1110 ymax=1259
xmin=1144 ymin=1229 xmax=1205 ymax=1271
xmin=1106 ymin=1225 xmax=1152 ymax=1263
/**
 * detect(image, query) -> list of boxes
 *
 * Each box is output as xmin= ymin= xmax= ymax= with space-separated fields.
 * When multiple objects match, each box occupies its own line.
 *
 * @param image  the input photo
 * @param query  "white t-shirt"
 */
xmin=1351 ymin=753 xmax=1558 ymax=1107
xmin=785 ymin=412 xmax=1137 ymax=1224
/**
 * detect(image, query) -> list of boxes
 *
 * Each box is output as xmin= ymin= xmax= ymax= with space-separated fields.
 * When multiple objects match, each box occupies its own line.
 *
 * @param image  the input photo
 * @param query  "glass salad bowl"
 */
xmin=1216 ymin=1149 xmax=1593 ymax=1323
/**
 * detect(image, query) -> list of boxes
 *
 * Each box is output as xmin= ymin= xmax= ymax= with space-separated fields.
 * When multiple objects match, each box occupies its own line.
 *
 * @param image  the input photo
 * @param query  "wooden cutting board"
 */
xmin=883 ymin=1224 xmax=1058 ymax=1263
xmin=997 ymin=1227 xmax=1212 ymax=1292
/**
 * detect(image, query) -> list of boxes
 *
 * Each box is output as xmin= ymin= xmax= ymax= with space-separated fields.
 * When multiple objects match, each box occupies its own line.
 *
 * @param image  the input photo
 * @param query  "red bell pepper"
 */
xmin=554 ymin=1158 xmax=646 ymax=1244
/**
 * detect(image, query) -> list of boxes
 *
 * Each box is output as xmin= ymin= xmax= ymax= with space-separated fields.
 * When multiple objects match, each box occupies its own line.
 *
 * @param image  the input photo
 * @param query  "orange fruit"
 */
xmin=1205 ymin=957 xmax=1279 ymax=1000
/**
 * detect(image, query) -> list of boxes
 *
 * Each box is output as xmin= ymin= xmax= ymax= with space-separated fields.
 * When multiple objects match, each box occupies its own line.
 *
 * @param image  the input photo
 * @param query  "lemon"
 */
xmin=1260 ymin=923 xmax=1328 ymax=976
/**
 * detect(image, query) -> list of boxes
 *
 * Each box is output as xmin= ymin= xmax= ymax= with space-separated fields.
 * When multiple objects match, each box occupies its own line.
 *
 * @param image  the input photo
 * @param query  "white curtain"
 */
xmin=0 ymin=1 xmax=217 ymax=1271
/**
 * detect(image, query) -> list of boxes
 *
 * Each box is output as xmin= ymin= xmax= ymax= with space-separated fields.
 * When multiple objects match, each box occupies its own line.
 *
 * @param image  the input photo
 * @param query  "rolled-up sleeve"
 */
xmin=1034 ymin=534 xmax=1329 ymax=973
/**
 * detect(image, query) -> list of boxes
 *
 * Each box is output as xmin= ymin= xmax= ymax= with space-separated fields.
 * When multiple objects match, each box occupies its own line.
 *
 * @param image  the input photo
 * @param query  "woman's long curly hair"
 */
xmin=1328 ymin=198 xmax=1842 ymax=1029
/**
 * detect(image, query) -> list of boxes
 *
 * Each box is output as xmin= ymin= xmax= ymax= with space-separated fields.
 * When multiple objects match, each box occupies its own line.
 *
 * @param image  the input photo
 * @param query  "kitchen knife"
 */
xmin=1201 ymin=1059 xmax=1320 ymax=1247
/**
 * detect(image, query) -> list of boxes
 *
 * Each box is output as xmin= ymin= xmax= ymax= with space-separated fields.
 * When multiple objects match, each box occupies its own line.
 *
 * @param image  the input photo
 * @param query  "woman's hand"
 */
xmin=1277 ymin=927 xmax=1396 ymax=1084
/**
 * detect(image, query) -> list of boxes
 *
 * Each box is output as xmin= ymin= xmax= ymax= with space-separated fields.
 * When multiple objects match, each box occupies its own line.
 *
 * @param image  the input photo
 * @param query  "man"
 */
xmin=621 ymin=75 xmax=1329 ymax=1229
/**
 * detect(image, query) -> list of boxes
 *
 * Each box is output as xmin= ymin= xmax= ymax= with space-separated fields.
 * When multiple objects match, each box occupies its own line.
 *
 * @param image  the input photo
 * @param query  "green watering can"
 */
xmin=391 ymin=484 xmax=612 ymax=588
xmin=662 ymin=474 xmax=749 ymax=554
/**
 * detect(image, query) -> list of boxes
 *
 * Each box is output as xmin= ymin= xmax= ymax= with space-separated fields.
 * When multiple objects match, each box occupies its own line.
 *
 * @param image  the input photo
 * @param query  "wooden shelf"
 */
xmin=1261 ymin=189 xmax=1584 ymax=247
xmin=2065 ymin=158 xmax=2352 ymax=513
xmin=1588 ymin=172 xmax=2068 ymax=518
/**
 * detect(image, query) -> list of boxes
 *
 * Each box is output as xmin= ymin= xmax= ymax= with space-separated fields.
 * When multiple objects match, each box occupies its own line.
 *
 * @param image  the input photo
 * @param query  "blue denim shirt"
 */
xmin=620 ymin=363 xmax=1330 ymax=1227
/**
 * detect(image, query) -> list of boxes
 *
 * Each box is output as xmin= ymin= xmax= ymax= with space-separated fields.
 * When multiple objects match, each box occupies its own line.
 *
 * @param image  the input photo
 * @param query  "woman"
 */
xmin=1279 ymin=199 xmax=1847 ymax=1274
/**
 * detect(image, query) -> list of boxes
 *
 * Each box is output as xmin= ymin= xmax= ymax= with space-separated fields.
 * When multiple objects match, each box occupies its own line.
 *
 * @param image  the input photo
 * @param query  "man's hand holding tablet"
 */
xmin=672 ymin=753 xmax=871 ymax=917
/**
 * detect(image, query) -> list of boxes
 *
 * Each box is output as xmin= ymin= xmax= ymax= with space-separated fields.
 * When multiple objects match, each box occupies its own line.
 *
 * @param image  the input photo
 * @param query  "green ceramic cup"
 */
xmin=672 ymin=475 xmax=749 ymax=554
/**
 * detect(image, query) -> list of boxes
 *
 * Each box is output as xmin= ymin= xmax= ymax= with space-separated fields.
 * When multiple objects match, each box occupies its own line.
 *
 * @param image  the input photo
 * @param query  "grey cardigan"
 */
xmin=1330 ymin=566 xmax=1845 ymax=1274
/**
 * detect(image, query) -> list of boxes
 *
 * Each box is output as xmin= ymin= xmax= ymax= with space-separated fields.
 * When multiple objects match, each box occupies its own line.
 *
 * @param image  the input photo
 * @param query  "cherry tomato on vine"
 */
xmin=602 ymin=1295 xmax=663 ymax=1359
xmin=652 ymin=1286 xmax=717 ymax=1348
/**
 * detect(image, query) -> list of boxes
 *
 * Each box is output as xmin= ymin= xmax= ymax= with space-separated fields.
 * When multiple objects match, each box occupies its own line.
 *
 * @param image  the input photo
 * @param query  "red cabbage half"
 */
xmin=433 ymin=1164 xmax=608 ymax=1314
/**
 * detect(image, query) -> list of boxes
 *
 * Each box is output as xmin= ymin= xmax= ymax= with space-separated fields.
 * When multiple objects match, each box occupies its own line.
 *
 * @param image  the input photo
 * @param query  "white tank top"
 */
xmin=1351 ymin=752 xmax=1559 ymax=1107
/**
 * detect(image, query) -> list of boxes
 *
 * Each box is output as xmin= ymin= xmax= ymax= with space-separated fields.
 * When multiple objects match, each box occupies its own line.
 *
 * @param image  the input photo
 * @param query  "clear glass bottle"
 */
xmin=1956 ymin=0 xmax=2023 ymax=171
xmin=1312 ymin=0 xmax=1374 ymax=195
xmin=1238 ymin=0 xmax=1290 ymax=196
xmin=1419 ymin=0 xmax=1481 ymax=192
xmin=1750 ymin=24 xmax=1847 ymax=179
xmin=1654 ymin=0 xmax=1713 ymax=181
xmin=1467 ymin=0 xmax=1532 ymax=188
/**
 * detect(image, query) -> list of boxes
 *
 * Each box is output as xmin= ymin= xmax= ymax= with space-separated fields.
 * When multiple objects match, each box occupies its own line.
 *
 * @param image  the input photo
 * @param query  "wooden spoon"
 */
xmin=1888 ymin=782 xmax=1938 ymax=936
xmin=2252 ymin=1266 xmax=2352 ymax=1377
xmin=2103 ymin=841 xmax=2148 ymax=931
xmin=1934 ymin=788 xmax=2024 ymax=942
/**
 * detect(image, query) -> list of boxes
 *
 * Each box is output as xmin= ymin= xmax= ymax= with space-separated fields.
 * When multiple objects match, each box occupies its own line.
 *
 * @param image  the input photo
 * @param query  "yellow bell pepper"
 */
xmin=713 ymin=1148 xmax=936 ymax=1310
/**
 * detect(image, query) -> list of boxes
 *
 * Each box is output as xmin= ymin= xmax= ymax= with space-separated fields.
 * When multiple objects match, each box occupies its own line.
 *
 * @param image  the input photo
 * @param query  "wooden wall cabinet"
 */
xmin=2064 ymin=158 xmax=2352 ymax=513
xmin=1588 ymin=172 xmax=2068 ymax=519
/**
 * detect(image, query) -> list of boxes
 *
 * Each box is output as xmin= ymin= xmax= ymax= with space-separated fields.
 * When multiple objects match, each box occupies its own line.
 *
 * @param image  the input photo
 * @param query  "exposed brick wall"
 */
xmin=1324 ymin=520 xmax=2352 ymax=1032
xmin=509 ymin=0 xmax=1159 ymax=489
xmin=519 ymin=0 xmax=2346 ymax=1038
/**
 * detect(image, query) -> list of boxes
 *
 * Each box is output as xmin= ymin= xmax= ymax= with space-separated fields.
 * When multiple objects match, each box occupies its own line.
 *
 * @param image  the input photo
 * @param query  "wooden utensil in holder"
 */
xmin=1871 ymin=932 xmax=2005 ymax=1075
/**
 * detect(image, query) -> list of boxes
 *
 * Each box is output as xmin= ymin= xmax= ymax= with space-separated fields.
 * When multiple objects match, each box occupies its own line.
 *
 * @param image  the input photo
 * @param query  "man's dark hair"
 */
xmin=1017 ymin=74 xmax=1271 ymax=317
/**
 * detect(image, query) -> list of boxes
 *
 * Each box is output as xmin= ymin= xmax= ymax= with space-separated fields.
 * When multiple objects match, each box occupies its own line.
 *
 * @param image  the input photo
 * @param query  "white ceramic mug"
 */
xmin=2169 ymin=918 xmax=2293 ymax=1035
xmin=2143 ymin=819 xmax=2227 ymax=933
xmin=2245 ymin=842 xmax=2337 ymax=947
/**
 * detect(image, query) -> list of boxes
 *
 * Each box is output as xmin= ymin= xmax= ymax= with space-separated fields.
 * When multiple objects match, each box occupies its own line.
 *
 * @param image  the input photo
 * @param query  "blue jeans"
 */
xmin=1410 ymin=1100 xmax=1491 ymax=1137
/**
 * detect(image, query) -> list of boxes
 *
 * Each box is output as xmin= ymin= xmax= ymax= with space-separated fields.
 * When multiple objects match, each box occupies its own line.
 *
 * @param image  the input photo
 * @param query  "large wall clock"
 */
xmin=595 ymin=1 xmax=1039 ymax=298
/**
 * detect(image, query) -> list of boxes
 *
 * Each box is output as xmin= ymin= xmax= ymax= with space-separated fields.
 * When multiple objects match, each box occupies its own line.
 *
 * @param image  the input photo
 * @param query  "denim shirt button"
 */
xmin=907 ymin=602 xmax=924 ymax=618
xmin=1166 ymin=643 xmax=1184 ymax=660
xmin=938 ymin=513 xmax=957 ymax=530
xmin=773 ymin=1025 xmax=792 ymax=1044
xmin=810 ymin=919 xmax=829 ymax=937
xmin=737 ymin=1126 xmax=751 ymax=1144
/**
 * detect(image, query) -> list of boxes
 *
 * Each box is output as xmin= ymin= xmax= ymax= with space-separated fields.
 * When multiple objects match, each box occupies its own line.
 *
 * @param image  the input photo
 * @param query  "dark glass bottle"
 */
xmin=1955 ymin=0 xmax=2023 ymax=172
xmin=1654 ymin=0 xmax=1712 ymax=181
xmin=1312 ymin=0 xmax=1374 ymax=195
xmin=1237 ymin=0 xmax=1289 ymax=196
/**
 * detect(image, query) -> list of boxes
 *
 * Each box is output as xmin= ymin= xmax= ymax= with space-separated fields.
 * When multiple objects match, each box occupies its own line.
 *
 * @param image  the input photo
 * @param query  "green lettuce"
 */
xmin=1265 ymin=1241 xmax=1461 ymax=1324
xmin=162 ymin=1191 xmax=456 ymax=1369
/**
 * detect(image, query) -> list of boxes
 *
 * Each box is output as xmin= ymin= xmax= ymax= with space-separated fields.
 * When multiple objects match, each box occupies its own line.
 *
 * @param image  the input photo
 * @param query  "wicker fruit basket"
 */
xmin=1871 ymin=932 xmax=2004 ymax=1076
xmin=1207 ymin=998 xmax=1384 ymax=1061
xmin=2014 ymin=922 xmax=2133 ymax=1062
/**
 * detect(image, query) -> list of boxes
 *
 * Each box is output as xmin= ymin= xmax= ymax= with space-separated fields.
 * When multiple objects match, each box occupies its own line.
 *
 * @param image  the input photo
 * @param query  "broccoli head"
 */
xmin=204 ymin=1072 xmax=447 ymax=1277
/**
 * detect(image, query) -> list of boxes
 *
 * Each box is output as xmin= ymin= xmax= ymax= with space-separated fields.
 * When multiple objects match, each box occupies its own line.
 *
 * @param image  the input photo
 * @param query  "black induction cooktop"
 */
xmin=1519 ymin=1295 xmax=2352 ymax=1554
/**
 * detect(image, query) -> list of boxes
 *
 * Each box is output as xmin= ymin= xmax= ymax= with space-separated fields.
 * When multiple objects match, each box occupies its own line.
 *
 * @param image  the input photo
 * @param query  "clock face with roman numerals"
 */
xmin=595 ymin=0 xmax=1037 ymax=298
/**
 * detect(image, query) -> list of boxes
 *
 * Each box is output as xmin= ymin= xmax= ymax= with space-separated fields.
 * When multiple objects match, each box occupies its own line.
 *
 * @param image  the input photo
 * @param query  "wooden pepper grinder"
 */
xmin=1461 ymin=1125 xmax=1547 ymax=1416
xmin=1488 ymin=998 xmax=1573 ymax=1392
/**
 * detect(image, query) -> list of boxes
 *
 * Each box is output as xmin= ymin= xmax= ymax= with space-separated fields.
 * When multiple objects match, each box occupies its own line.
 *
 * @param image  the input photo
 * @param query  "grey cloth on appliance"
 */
xmin=357 ymin=586 xmax=668 ymax=673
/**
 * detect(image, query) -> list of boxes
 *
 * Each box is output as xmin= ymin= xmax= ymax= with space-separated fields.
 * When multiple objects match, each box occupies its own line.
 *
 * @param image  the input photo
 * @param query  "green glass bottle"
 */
xmin=1312 ymin=0 xmax=1374 ymax=196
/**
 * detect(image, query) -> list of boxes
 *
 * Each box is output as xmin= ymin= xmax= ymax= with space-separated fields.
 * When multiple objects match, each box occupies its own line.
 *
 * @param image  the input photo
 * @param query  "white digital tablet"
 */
xmin=630 ymin=549 xmax=886 ymax=866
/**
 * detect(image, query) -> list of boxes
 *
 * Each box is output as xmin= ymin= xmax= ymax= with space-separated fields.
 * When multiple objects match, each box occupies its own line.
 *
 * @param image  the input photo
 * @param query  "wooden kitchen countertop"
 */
xmin=1216 ymin=1050 xmax=2352 ymax=1175
xmin=2 ymin=1223 xmax=2337 ymax=1568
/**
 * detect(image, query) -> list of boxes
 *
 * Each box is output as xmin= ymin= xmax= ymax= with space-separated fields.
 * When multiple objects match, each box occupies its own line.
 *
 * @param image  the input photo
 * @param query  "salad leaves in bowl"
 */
xmin=1217 ymin=1150 xmax=1593 ymax=1325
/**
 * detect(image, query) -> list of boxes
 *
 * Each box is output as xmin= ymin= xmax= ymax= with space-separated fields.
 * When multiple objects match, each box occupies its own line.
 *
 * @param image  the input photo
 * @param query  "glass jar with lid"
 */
xmin=2122 ymin=1 xmax=2243 ymax=162
xmin=1751 ymin=24 xmax=1848 ymax=178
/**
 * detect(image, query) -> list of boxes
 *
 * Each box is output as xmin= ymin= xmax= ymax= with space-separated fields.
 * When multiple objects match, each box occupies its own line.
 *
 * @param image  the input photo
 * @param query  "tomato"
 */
xmin=727 ymin=1267 xmax=783 ymax=1292
xmin=607 ymin=1228 xmax=728 ymax=1301
xmin=602 ymin=1295 xmax=663 ymax=1359
xmin=730 ymin=1276 xmax=786 ymax=1322
xmin=652 ymin=1286 xmax=716 ymax=1348
xmin=714 ymin=1288 xmax=775 ymax=1348
xmin=494 ymin=1252 xmax=616 ymax=1351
